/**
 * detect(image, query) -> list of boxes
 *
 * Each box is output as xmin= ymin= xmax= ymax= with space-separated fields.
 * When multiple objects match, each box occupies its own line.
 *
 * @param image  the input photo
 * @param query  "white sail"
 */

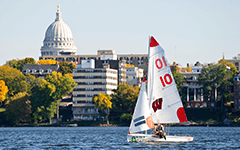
xmin=129 ymin=81 xmax=154 ymax=134
xmin=147 ymin=36 xmax=187 ymax=124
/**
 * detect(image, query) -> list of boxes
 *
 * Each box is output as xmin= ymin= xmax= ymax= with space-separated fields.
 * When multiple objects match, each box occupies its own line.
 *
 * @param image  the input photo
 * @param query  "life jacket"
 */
xmin=156 ymin=125 xmax=162 ymax=132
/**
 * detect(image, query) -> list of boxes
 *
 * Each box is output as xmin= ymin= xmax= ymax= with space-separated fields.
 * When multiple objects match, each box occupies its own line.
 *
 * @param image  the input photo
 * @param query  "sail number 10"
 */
xmin=160 ymin=74 xmax=172 ymax=87
xmin=155 ymin=56 xmax=173 ymax=87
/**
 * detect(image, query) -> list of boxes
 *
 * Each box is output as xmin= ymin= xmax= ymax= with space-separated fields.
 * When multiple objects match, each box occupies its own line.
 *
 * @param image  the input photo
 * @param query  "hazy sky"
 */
xmin=0 ymin=0 xmax=240 ymax=67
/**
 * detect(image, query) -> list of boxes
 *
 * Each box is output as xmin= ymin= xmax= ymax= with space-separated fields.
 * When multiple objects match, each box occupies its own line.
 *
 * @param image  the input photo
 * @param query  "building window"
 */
xmin=32 ymin=69 xmax=36 ymax=73
xmin=26 ymin=69 xmax=30 ymax=73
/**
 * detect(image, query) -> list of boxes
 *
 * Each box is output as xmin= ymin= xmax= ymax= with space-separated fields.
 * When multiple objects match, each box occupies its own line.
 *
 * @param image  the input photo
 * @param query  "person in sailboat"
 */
xmin=154 ymin=124 xmax=166 ymax=140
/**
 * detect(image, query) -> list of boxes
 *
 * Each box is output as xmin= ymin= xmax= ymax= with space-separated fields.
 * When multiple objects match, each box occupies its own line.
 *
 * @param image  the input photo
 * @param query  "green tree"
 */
xmin=170 ymin=63 xmax=186 ymax=100
xmin=30 ymin=80 xmax=56 ymax=123
xmin=59 ymin=61 xmax=77 ymax=75
xmin=171 ymin=64 xmax=185 ymax=91
xmin=4 ymin=92 xmax=32 ymax=125
xmin=45 ymin=72 xmax=77 ymax=123
xmin=119 ymin=113 xmax=132 ymax=125
xmin=198 ymin=59 xmax=237 ymax=115
xmin=7 ymin=57 xmax=36 ymax=71
xmin=111 ymin=83 xmax=140 ymax=115
xmin=93 ymin=93 xmax=112 ymax=125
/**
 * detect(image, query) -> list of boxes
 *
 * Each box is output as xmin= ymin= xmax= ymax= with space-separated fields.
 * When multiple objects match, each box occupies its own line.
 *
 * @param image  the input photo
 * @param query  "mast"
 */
xmin=147 ymin=35 xmax=152 ymax=110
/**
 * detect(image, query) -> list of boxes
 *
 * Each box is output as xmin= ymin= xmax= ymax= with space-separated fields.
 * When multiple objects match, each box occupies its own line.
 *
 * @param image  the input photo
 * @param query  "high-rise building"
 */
xmin=72 ymin=60 xmax=118 ymax=120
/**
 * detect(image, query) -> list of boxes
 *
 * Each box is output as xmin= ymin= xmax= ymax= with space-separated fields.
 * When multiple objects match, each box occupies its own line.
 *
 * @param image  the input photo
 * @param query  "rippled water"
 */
xmin=0 ymin=126 xmax=240 ymax=149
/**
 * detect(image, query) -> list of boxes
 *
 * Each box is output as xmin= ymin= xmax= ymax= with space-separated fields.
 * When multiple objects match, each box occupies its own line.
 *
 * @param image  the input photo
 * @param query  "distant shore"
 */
xmin=1 ymin=121 xmax=239 ymax=127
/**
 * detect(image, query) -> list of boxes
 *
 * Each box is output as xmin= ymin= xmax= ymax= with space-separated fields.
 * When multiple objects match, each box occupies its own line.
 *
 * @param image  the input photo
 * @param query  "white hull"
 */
xmin=127 ymin=133 xmax=193 ymax=142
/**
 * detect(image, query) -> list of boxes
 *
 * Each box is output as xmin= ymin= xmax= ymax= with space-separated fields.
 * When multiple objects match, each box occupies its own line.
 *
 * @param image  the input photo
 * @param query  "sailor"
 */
xmin=154 ymin=124 xmax=166 ymax=139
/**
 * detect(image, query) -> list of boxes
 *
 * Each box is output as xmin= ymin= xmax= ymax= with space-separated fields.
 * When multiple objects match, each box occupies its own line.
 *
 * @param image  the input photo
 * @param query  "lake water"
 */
xmin=0 ymin=126 xmax=240 ymax=149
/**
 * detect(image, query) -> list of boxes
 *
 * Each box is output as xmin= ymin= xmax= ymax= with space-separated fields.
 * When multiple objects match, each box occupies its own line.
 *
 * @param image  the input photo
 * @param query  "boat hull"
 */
xmin=127 ymin=133 xmax=193 ymax=142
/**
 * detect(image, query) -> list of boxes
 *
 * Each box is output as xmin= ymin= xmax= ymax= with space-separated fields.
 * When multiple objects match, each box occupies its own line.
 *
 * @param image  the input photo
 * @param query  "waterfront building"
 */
xmin=40 ymin=5 xmax=77 ymax=58
xmin=22 ymin=64 xmax=59 ymax=79
xmin=72 ymin=59 xmax=118 ymax=120
xmin=181 ymin=62 xmax=216 ymax=108
xmin=126 ymin=66 xmax=144 ymax=86
xmin=233 ymin=73 xmax=240 ymax=111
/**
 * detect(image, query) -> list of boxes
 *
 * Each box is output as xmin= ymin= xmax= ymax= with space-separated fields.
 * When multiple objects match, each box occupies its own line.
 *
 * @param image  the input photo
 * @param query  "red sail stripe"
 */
xmin=177 ymin=107 xmax=188 ymax=123
xmin=150 ymin=36 xmax=159 ymax=47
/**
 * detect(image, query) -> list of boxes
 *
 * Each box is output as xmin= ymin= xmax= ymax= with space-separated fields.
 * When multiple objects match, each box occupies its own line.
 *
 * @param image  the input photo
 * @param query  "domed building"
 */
xmin=40 ymin=5 xmax=77 ymax=58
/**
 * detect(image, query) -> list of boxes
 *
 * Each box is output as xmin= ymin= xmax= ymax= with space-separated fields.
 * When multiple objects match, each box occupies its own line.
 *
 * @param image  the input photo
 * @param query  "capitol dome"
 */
xmin=41 ymin=5 xmax=77 ymax=56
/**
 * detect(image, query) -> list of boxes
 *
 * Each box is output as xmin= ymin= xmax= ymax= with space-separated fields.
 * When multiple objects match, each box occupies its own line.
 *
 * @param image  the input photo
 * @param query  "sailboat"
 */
xmin=127 ymin=36 xmax=194 ymax=142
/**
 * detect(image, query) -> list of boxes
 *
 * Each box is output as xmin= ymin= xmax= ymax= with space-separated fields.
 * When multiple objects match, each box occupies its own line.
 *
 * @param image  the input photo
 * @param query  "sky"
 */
xmin=0 ymin=0 xmax=240 ymax=67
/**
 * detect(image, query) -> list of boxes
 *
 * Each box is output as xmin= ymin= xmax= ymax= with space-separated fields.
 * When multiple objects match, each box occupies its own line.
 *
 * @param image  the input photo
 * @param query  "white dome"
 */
xmin=44 ymin=21 xmax=73 ymax=42
xmin=41 ymin=5 xmax=77 ymax=56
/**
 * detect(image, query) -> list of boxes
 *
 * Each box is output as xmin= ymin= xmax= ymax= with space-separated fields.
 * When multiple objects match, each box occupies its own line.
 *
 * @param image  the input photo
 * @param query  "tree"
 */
xmin=93 ymin=93 xmax=112 ymax=125
xmin=37 ymin=59 xmax=57 ymax=65
xmin=170 ymin=63 xmax=186 ymax=100
xmin=0 ymin=65 xmax=30 ymax=102
xmin=111 ymin=83 xmax=140 ymax=115
xmin=119 ymin=113 xmax=132 ymax=124
xmin=30 ymin=72 xmax=76 ymax=123
xmin=59 ymin=61 xmax=77 ymax=75
xmin=30 ymin=80 xmax=56 ymax=123
xmin=171 ymin=64 xmax=185 ymax=91
xmin=4 ymin=92 xmax=32 ymax=125
xmin=198 ymin=59 xmax=237 ymax=114
xmin=0 ymin=80 xmax=8 ymax=105
xmin=7 ymin=57 xmax=36 ymax=71
xmin=45 ymin=71 xmax=77 ymax=123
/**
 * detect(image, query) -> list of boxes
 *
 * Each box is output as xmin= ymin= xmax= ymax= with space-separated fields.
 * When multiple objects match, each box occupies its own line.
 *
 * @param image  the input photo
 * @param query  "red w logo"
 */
xmin=152 ymin=98 xmax=163 ymax=112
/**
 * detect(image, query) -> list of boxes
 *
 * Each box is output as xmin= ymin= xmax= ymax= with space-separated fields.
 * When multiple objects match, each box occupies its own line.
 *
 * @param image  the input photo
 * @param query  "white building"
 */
xmin=126 ymin=66 xmax=144 ymax=86
xmin=40 ymin=5 xmax=77 ymax=58
xmin=72 ymin=60 xmax=118 ymax=120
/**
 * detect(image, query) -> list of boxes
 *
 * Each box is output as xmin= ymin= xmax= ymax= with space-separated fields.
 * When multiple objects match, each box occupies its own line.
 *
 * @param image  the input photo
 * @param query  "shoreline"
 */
xmin=1 ymin=123 xmax=240 ymax=128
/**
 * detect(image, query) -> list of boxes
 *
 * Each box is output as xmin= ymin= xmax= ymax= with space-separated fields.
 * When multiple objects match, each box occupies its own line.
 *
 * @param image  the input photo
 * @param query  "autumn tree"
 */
xmin=7 ymin=57 xmax=36 ymax=71
xmin=4 ymin=92 xmax=32 ymax=125
xmin=37 ymin=59 xmax=57 ymax=65
xmin=58 ymin=61 xmax=77 ymax=75
xmin=0 ymin=65 xmax=30 ymax=102
xmin=93 ymin=93 xmax=112 ymax=125
xmin=0 ymin=80 xmax=8 ymax=105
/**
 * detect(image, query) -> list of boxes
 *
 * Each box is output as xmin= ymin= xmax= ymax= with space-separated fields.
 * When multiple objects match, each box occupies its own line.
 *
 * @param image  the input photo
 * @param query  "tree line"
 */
xmin=0 ymin=57 xmax=239 ymax=126
xmin=0 ymin=58 xmax=77 ymax=126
